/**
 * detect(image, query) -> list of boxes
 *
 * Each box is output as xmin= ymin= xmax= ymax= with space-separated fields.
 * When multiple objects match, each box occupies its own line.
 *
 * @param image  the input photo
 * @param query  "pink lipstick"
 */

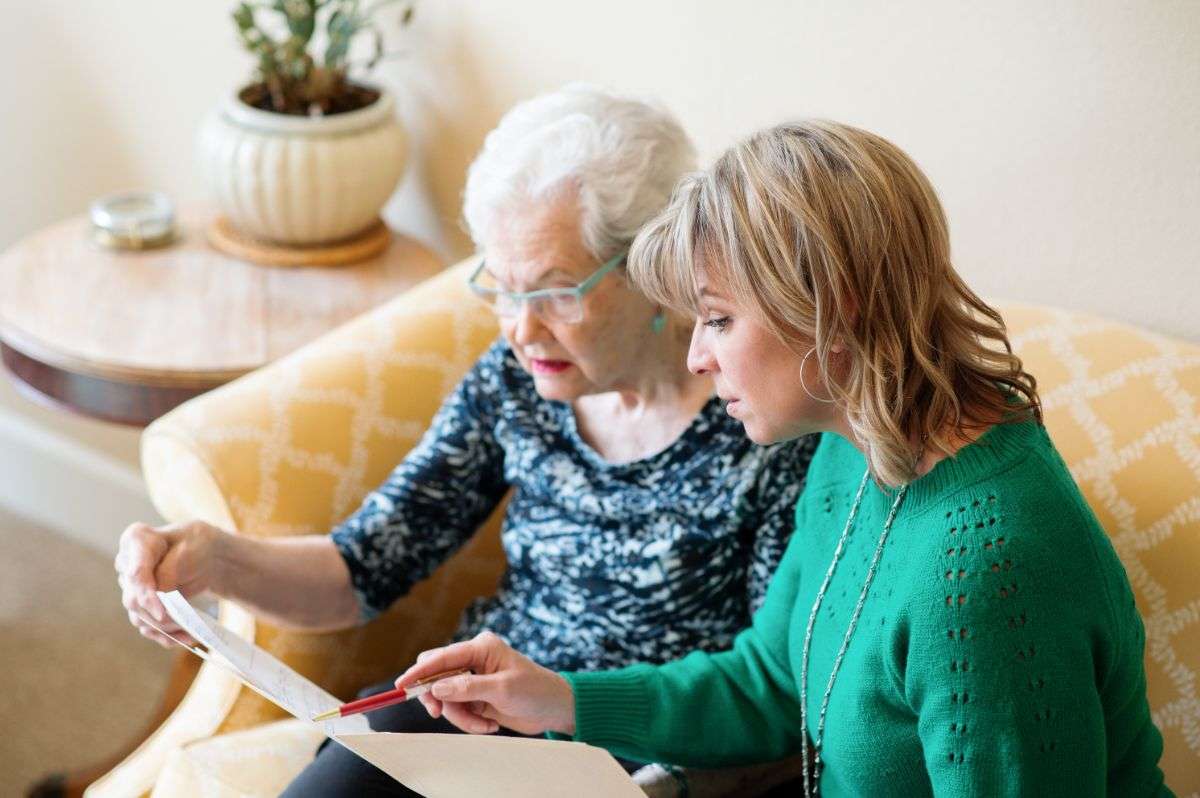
xmin=531 ymin=358 xmax=572 ymax=375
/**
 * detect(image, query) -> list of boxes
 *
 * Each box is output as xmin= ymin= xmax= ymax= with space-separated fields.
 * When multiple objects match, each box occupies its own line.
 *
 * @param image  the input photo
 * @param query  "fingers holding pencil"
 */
xmin=396 ymin=631 xmax=577 ymax=737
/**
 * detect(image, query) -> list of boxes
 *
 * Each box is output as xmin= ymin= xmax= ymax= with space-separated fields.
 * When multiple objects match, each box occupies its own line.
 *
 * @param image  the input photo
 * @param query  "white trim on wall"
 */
xmin=0 ymin=408 xmax=160 ymax=555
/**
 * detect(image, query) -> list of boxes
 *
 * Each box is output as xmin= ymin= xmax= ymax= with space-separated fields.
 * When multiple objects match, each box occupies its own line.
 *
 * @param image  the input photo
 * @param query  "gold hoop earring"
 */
xmin=800 ymin=348 xmax=836 ymax=404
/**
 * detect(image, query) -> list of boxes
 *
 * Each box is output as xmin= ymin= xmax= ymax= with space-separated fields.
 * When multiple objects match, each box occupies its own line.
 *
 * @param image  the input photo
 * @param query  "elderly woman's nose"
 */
xmin=511 ymin=303 xmax=544 ymax=345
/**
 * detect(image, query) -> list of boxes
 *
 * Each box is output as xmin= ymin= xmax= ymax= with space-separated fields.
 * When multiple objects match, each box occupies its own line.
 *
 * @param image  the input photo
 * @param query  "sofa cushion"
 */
xmin=150 ymin=719 xmax=324 ymax=798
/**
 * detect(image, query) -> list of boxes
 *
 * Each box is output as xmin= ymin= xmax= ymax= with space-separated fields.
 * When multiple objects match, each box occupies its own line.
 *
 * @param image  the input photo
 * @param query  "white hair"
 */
xmin=462 ymin=83 xmax=697 ymax=260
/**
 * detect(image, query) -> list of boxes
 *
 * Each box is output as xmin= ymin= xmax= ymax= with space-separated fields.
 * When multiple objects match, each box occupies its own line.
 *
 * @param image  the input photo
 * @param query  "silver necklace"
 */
xmin=799 ymin=468 xmax=908 ymax=798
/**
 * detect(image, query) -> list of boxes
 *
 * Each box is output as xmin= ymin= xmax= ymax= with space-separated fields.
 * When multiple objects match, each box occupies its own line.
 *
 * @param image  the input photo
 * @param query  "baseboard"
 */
xmin=0 ymin=410 xmax=161 ymax=555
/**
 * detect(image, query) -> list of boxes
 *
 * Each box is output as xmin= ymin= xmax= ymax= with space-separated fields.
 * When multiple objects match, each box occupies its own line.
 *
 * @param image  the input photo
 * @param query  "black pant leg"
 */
xmin=281 ymin=682 xmax=444 ymax=797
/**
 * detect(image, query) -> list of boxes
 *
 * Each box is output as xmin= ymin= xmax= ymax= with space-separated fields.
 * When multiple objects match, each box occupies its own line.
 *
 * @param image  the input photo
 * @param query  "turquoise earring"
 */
xmin=651 ymin=311 xmax=667 ymax=334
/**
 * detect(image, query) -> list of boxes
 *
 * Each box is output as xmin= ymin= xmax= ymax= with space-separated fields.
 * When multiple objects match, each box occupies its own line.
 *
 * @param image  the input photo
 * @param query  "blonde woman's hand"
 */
xmin=114 ymin=520 xmax=224 ymax=647
xmin=396 ymin=631 xmax=576 ymax=736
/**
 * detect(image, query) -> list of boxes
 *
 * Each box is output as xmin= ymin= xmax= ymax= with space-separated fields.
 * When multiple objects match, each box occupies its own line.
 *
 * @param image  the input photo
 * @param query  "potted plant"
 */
xmin=198 ymin=0 xmax=414 ymax=246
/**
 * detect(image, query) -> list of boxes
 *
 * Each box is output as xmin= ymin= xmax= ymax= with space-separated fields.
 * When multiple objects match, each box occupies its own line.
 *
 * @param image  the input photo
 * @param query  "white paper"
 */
xmin=156 ymin=591 xmax=642 ymax=796
xmin=158 ymin=590 xmax=369 ymax=736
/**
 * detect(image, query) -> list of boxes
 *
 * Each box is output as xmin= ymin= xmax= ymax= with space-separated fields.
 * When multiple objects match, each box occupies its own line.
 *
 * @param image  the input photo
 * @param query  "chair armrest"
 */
xmin=89 ymin=259 xmax=506 ymax=796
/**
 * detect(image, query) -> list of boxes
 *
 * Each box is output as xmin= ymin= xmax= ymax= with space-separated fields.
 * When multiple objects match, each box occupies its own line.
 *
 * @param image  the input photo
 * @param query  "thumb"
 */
xmin=127 ymin=530 xmax=177 ymax=622
xmin=128 ymin=526 xmax=186 ymax=585
xmin=129 ymin=550 xmax=162 ymax=593
xmin=153 ymin=537 xmax=188 ymax=595
xmin=152 ymin=531 xmax=193 ymax=594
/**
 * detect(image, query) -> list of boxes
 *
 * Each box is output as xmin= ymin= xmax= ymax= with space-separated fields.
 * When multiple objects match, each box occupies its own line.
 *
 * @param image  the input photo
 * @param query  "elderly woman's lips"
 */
xmin=530 ymin=358 xmax=572 ymax=375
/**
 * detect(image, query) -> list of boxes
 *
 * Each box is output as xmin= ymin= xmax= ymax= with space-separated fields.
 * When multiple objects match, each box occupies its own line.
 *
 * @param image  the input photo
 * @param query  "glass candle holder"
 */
xmin=89 ymin=191 xmax=177 ymax=250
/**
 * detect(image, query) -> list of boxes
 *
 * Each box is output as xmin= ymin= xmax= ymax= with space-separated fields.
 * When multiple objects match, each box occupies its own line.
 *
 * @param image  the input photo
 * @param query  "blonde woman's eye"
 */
xmin=704 ymin=316 xmax=731 ymax=331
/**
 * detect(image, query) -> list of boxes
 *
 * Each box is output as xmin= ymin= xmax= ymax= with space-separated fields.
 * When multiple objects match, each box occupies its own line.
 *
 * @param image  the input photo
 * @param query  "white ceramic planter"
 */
xmin=197 ymin=86 xmax=406 ymax=245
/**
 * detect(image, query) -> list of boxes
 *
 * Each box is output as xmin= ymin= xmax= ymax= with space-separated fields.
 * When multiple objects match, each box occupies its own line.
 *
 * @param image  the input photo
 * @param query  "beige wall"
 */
xmin=0 ymin=1 xmax=1197 ymax=509
xmin=404 ymin=0 xmax=1200 ymax=340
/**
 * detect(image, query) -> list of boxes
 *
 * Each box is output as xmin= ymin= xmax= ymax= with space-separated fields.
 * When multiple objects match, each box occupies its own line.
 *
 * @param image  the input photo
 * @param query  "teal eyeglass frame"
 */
xmin=467 ymin=250 xmax=627 ymax=324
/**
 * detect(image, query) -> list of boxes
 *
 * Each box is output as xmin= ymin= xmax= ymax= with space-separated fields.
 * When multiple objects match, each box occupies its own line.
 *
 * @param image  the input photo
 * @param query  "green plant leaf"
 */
xmin=282 ymin=0 xmax=317 ymax=41
xmin=324 ymin=7 xmax=350 ymax=67
xmin=233 ymin=0 xmax=406 ymax=112
xmin=232 ymin=3 xmax=255 ymax=30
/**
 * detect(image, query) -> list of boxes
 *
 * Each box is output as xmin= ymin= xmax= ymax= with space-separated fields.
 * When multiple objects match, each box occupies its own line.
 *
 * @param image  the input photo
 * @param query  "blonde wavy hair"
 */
xmin=629 ymin=120 xmax=1040 ymax=486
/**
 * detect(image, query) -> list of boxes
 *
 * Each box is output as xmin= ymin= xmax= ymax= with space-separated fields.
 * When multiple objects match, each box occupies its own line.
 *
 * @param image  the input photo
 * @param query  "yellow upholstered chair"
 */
xmin=86 ymin=265 xmax=1200 ymax=796
xmin=86 ymin=260 xmax=506 ymax=797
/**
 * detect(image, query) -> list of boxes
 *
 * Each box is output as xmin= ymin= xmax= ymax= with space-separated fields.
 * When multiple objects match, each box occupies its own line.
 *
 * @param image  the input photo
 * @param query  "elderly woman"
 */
xmin=398 ymin=120 xmax=1171 ymax=796
xmin=114 ymin=85 xmax=815 ymax=796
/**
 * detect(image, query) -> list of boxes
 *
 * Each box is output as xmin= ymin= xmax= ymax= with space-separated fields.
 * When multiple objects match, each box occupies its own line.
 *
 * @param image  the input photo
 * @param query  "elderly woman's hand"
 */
xmin=114 ymin=520 xmax=224 ymax=648
xmin=396 ymin=631 xmax=576 ymax=736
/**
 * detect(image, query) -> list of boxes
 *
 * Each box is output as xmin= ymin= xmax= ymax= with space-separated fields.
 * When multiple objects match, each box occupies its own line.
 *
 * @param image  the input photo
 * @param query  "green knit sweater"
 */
xmin=564 ymin=421 xmax=1171 ymax=796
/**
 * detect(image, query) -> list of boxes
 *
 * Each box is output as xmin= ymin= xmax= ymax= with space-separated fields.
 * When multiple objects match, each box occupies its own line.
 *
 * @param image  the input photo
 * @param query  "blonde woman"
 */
xmin=397 ymin=121 xmax=1172 ymax=796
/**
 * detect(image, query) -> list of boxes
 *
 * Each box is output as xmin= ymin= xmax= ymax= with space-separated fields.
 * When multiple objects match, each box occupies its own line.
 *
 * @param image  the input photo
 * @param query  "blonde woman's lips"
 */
xmin=724 ymin=398 xmax=742 ymax=416
xmin=531 ymin=358 xmax=572 ymax=375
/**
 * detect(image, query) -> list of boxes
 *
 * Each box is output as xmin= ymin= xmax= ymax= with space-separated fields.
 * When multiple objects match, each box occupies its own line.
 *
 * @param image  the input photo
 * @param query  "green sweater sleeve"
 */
xmin=906 ymin=555 xmax=1108 ymax=795
xmin=903 ymin=480 xmax=1171 ymax=797
xmin=1103 ymin=589 xmax=1171 ymax=797
xmin=564 ymin=530 xmax=807 ymax=767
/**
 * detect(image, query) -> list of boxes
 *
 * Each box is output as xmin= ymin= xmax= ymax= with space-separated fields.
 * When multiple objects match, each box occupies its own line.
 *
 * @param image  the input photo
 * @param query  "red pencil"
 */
xmin=311 ymin=668 xmax=470 ymax=722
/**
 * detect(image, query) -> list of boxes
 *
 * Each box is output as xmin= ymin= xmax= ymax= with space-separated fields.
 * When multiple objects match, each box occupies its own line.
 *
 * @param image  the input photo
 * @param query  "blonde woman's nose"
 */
xmin=687 ymin=322 xmax=717 ymax=375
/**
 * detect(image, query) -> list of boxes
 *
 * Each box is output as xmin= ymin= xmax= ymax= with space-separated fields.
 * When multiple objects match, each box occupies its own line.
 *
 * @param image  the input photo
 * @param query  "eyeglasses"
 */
xmin=467 ymin=250 xmax=626 ymax=324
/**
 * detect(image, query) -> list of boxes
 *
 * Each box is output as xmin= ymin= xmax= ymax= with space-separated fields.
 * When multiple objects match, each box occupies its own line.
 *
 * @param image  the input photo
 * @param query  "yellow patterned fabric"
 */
xmin=150 ymin=720 xmax=324 ymax=798
xmin=89 ymin=282 xmax=1200 ymax=796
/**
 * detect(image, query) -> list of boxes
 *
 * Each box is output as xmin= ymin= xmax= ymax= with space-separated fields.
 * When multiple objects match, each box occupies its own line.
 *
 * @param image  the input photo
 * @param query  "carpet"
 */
xmin=0 ymin=506 xmax=171 ymax=797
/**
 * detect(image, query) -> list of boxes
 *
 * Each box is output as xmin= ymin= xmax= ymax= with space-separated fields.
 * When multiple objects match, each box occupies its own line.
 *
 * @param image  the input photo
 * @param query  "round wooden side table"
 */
xmin=6 ymin=208 xmax=444 ymax=797
xmin=0 ymin=207 xmax=444 ymax=426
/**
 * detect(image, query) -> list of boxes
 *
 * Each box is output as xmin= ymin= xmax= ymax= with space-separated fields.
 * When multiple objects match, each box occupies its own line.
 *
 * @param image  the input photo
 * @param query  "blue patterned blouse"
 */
xmin=332 ymin=339 xmax=817 ymax=672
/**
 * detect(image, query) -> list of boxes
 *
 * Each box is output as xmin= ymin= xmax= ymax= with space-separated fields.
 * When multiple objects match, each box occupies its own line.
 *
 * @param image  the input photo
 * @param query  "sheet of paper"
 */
xmin=158 ymin=591 xmax=641 ymax=796
xmin=338 ymin=732 xmax=645 ymax=798
xmin=158 ymin=590 xmax=370 ymax=736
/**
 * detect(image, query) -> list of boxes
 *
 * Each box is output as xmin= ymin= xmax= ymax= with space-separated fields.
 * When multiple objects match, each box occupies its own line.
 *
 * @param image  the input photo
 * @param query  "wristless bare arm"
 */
xmin=214 ymin=531 xmax=359 ymax=631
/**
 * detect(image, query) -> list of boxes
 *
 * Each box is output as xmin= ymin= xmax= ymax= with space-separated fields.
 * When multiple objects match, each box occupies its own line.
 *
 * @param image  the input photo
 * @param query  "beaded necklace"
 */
xmin=799 ymin=468 xmax=909 ymax=797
